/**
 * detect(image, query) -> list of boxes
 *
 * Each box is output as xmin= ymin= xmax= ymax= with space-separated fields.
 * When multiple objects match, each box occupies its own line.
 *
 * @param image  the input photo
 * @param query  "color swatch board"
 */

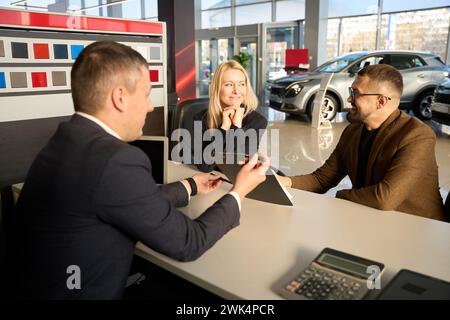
xmin=0 ymin=8 xmax=167 ymax=136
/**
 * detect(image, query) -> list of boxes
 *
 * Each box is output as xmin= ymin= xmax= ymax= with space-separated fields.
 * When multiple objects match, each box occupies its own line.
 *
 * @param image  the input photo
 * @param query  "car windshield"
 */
xmin=314 ymin=52 xmax=367 ymax=73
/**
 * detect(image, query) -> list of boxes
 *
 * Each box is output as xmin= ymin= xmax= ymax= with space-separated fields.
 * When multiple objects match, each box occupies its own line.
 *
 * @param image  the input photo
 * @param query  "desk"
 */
xmin=135 ymin=162 xmax=450 ymax=300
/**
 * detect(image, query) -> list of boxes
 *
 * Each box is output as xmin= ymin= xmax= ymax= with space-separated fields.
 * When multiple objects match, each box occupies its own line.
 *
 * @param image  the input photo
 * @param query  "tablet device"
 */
xmin=377 ymin=269 xmax=450 ymax=300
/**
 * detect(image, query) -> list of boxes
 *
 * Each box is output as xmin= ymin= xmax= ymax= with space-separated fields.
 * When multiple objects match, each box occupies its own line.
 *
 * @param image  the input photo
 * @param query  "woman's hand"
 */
xmin=221 ymin=106 xmax=236 ymax=130
xmin=231 ymin=105 xmax=245 ymax=128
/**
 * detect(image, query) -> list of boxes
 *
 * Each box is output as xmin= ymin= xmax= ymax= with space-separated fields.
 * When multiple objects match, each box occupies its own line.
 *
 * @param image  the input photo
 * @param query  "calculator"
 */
xmin=279 ymin=248 xmax=385 ymax=300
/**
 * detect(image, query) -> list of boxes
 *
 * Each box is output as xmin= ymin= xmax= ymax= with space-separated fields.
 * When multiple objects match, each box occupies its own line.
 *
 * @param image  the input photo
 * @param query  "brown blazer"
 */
xmin=291 ymin=110 xmax=444 ymax=221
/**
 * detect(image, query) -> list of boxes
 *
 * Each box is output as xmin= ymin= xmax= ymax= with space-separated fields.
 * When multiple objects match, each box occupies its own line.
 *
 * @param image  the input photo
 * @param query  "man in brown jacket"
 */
xmin=278 ymin=64 xmax=444 ymax=221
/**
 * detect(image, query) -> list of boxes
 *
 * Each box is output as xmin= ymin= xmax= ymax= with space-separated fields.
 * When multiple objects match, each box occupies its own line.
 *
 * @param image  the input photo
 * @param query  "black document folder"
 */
xmin=216 ymin=161 xmax=293 ymax=206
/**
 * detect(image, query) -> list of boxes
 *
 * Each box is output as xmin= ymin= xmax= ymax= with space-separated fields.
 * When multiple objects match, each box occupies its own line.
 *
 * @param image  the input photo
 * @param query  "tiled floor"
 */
xmin=259 ymin=106 xmax=450 ymax=201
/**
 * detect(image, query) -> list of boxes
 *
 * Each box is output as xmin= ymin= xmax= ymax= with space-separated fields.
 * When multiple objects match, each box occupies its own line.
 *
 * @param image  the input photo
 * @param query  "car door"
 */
xmin=425 ymin=55 xmax=450 ymax=84
xmin=385 ymin=54 xmax=432 ymax=105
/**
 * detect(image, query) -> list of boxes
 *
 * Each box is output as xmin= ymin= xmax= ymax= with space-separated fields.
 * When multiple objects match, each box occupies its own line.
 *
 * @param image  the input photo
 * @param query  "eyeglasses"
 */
xmin=348 ymin=87 xmax=391 ymax=101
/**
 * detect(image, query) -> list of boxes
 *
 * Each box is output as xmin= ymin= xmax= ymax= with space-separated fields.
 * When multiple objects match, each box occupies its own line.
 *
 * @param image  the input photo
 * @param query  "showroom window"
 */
xmin=328 ymin=0 xmax=379 ymax=18
xmin=0 ymin=0 xmax=158 ymax=20
xmin=82 ymin=0 xmax=101 ymax=16
xmin=326 ymin=18 xmax=340 ymax=60
xmin=236 ymin=0 xmax=269 ymax=4
xmin=201 ymin=0 xmax=231 ymax=10
xmin=197 ymin=38 xmax=234 ymax=96
xmin=0 ymin=0 xmax=56 ymax=11
xmin=326 ymin=3 xmax=450 ymax=62
xmin=144 ymin=0 xmax=158 ymax=20
xmin=339 ymin=15 xmax=378 ymax=55
xmin=380 ymin=8 xmax=450 ymax=61
xmin=235 ymin=2 xmax=272 ymax=26
xmin=201 ymin=8 xmax=232 ymax=28
xmin=383 ymin=0 xmax=450 ymax=13
xmin=276 ymin=0 xmax=305 ymax=22
xmin=199 ymin=0 xmax=306 ymax=28
xmin=200 ymin=0 xmax=232 ymax=28
xmin=121 ymin=0 xmax=142 ymax=20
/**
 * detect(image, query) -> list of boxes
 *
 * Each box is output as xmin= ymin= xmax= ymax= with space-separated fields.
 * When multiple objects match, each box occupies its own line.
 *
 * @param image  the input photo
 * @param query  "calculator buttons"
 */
xmin=279 ymin=248 xmax=384 ymax=301
xmin=283 ymin=265 xmax=367 ymax=300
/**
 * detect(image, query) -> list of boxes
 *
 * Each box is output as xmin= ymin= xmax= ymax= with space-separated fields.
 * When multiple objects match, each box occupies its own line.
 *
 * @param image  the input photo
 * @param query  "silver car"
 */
xmin=268 ymin=51 xmax=450 ymax=121
xmin=431 ymin=78 xmax=450 ymax=126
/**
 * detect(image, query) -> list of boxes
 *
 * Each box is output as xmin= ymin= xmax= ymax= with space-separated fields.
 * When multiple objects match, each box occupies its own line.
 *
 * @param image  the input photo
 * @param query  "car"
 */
xmin=267 ymin=50 xmax=450 ymax=121
xmin=431 ymin=78 xmax=450 ymax=126
xmin=268 ymin=66 xmax=287 ymax=81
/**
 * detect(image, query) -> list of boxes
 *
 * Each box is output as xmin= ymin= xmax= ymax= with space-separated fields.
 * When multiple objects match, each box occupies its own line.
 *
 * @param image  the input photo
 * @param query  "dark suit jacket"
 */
xmin=291 ymin=110 xmax=444 ymax=221
xmin=12 ymin=114 xmax=239 ymax=299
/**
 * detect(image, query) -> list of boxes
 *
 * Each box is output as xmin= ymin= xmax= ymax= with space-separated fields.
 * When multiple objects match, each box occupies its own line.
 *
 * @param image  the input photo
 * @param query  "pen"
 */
xmin=211 ymin=173 xmax=232 ymax=184
xmin=219 ymin=177 xmax=232 ymax=184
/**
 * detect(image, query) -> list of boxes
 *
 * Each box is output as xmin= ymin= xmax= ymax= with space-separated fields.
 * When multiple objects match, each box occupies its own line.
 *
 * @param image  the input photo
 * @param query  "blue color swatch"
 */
xmin=53 ymin=44 xmax=68 ymax=59
xmin=0 ymin=72 xmax=5 ymax=88
xmin=70 ymin=45 xmax=84 ymax=60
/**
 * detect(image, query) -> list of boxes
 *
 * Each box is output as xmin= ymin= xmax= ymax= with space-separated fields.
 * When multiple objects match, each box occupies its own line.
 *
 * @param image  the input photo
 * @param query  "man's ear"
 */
xmin=377 ymin=95 xmax=389 ymax=109
xmin=111 ymin=85 xmax=127 ymax=112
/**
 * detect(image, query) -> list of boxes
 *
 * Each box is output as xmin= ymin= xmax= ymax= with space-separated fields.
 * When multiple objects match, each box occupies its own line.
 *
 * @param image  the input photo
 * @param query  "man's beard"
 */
xmin=346 ymin=105 xmax=362 ymax=124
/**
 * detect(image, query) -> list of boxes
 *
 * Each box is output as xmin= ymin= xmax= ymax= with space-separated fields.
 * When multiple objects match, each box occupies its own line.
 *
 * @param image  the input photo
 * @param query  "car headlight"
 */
xmin=285 ymin=83 xmax=303 ymax=97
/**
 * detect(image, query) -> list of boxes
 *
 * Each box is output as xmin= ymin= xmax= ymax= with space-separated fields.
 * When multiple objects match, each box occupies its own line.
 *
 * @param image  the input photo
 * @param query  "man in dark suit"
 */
xmin=11 ymin=41 xmax=269 ymax=299
xmin=278 ymin=64 xmax=443 ymax=221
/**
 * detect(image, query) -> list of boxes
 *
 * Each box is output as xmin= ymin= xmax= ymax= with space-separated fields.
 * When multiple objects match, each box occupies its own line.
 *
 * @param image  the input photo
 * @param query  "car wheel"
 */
xmin=307 ymin=93 xmax=338 ymax=121
xmin=413 ymin=91 xmax=433 ymax=120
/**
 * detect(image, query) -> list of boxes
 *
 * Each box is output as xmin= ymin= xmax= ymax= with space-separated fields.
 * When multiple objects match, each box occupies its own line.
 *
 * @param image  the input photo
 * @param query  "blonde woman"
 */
xmin=195 ymin=60 xmax=267 ymax=172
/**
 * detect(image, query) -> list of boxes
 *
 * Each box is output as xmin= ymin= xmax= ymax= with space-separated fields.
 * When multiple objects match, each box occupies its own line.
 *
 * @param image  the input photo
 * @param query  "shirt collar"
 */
xmin=75 ymin=112 xmax=123 ymax=140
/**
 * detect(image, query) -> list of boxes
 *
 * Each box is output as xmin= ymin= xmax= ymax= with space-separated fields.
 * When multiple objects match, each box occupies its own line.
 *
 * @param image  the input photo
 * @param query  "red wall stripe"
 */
xmin=0 ymin=8 xmax=163 ymax=35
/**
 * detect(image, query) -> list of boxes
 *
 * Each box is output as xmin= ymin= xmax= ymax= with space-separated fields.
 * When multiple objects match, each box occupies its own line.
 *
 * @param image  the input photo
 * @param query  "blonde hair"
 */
xmin=207 ymin=60 xmax=258 ymax=129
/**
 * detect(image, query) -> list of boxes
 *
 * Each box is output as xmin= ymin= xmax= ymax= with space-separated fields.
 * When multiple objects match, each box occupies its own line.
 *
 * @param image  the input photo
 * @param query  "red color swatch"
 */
xmin=33 ymin=43 xmax=49 ymax=59
xmin=31 ymin=72 xmax=47 ymax=87
xmin=149 ymin=70 xmax=159 ymax=83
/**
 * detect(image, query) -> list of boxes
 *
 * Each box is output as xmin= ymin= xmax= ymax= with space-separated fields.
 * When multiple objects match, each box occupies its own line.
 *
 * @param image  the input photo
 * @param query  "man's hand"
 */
xmin=276 ymin=174 xmax=292 ymax=188
xmin=192 ymin=172 xmax=223 ymax=194
xmin=231 ymin=153 xmax=270 ymax=200
xmin=221 ymin=107 xmax=236 ymax=130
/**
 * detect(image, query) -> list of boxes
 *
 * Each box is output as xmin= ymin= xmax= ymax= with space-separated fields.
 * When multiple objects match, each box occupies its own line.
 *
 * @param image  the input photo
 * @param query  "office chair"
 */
xmin=170 ymin=97 xmax=210 ymax=158
xmin=0 ymin=184 xmax=17 ymax=297
xmin=166 ymin=92 xmax=179 ymax=136
xmin=171 ymin=98 xmax=209 ymax=133
xmin=444 ymin=192 xmax=450 ymax=223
